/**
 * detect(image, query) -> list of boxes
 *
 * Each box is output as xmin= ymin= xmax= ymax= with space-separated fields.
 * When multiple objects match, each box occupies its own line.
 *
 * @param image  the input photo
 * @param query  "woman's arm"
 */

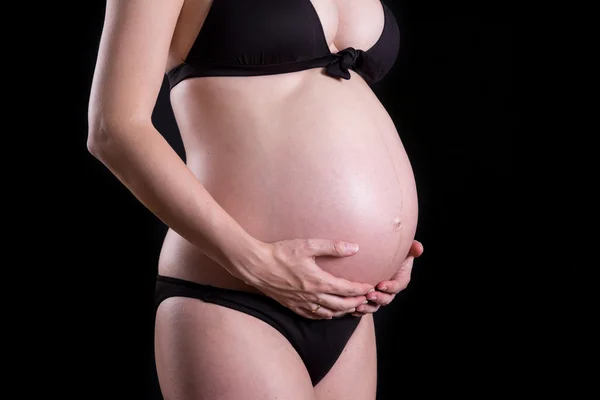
xmin=87 ymin=0 xmax=262 ymax=276
xmin=87 ymin=0 xmax=375 ymax=319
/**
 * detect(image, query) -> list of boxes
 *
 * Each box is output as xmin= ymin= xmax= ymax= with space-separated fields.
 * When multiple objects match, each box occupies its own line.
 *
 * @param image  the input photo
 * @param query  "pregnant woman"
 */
xmin=88 ymin=0 xmax=423 ymax=398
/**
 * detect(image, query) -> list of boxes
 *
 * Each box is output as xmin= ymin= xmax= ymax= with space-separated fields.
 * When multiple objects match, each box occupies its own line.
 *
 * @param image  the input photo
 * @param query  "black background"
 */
xmin=68 ymin=0 xmax=511 ymax=398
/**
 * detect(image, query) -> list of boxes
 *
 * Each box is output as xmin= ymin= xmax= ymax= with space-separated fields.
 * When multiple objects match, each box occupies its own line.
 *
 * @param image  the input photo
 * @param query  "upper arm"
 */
xmin=88 ymin=0 xmax=185 ymax=133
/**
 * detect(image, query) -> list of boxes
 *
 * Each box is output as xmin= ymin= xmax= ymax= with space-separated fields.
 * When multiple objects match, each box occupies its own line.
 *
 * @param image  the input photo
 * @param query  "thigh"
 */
xmin=155 ymin=296 xmax=316 ymax=400
xmin=314 ymin=314 xmax=377 ymax=400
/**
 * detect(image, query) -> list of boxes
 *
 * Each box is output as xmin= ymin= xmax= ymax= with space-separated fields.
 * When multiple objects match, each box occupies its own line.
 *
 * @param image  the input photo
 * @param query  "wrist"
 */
xmin=214 ymin=230 xmax=271 ymax=284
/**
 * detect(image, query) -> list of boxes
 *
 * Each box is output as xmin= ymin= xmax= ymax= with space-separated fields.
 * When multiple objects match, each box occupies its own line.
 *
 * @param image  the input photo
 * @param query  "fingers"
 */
xmin=294 ymin=293 xmax=369 ymax=320
xmin=349 ymin=246 xmax=421 ymax=317
xmin=377 ymin=240 xmax=422 ymax=294
xmin=376 ymin=256 xmax=415 ymax=294
xmin=306 ymin=263 xmax=373 ymax=296
xmin=304 ymin=238 xmax=359 ymax=258
xmin=315 ymin=293 xmax=368 ymax=312
xmin=365 ymin=290 xmax=396 ymax=306
xmin=351 ymin=290 xmax=394 ymax=316
xmin=320 ymin=273 xmax=374 ymax=296
xmin=351 ymin=300 xmax=381 ymax=317
xmin=409 ymin=240 xmax=424 ymax=258
xmin=308 ymin=290 xmax=397 ymax=319
xmin=299 ymin=239 xmax=424 ymax=319
xmin=350 ymin=290 xmax=396 ymax=316
xmin=376 ymin=277 xmax=408 ymax=294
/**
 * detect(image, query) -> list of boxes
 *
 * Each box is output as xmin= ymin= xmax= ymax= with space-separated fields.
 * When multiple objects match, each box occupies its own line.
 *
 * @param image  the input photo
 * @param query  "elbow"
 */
xmin=86 ymin=113 xmax=115 ymax=157
xmin=86 ymin=107 xmax=152 ymax=157
xmin=86 ymin=126 xmax=109 ymax=158
xmin=86 ymin=116 xmax=133 ymax=158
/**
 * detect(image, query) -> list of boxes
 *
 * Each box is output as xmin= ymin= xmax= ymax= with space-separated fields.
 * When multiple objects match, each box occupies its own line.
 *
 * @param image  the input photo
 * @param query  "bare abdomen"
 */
xmin=159 ymin=71 xmax=419 ymax=288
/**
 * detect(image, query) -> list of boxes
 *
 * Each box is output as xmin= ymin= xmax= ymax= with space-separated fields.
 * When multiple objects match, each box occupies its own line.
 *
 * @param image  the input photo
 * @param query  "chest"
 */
xmin=171 ymin=0 xmax=390 ymax=58
xmin=308 ymin=0 xmax=388 ymax=53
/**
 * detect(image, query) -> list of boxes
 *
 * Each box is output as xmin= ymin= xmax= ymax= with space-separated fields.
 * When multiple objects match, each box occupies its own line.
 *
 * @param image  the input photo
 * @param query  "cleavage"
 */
xmin=308 ymin=0 xmax=386 ymax=53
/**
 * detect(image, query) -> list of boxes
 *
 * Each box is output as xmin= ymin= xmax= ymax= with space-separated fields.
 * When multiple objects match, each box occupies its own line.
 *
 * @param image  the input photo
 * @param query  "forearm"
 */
xmin=87 ymin=121 xmax=265 ymax=279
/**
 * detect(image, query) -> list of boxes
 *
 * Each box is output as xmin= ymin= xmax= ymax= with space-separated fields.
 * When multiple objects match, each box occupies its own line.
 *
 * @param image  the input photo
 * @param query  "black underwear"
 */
xmin=155 ymin=274 xmax=361 ymax=386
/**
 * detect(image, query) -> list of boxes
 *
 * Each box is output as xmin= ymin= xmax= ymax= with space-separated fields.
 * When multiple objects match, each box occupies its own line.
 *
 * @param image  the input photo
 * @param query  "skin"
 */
xmin=353 ymin=240 xmax=424 ymax=317
xmin=88 ymin=0 xmax=421 ymax=398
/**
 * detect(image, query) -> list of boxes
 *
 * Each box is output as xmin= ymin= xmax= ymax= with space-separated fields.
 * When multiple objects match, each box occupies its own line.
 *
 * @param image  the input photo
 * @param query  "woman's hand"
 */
xmin=351 ymin=240 xmax=424 ymax=317
xmin=238 ymin=238 xmax=375 ymax=320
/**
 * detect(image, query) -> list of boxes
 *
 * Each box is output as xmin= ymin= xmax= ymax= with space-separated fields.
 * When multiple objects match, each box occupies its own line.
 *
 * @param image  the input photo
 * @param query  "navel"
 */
xmin=392 ymin=216 xmax=403 ymax=230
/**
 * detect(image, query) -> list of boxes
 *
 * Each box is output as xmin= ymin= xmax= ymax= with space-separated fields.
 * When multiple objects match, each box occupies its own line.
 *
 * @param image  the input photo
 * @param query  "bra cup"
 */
xmin=167 ymin=0 xmax=401 ymax=88
xmin=360 ymin=2 xmax=401 ymax=85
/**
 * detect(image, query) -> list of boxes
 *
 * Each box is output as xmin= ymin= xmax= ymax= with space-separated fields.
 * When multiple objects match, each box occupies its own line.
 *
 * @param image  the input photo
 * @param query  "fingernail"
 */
xmin=368 ymin=288 xmax=375 ymax=293
xmin=363 ymin=300 xmax=369 ymax=304
xmin=368 ymin=295 xmax=377 ymax=301
xmin=357 ymin=306 xmax=365 ymax=312
xmin=348 ymin=308 xmax=356 ymax=313
xmin=345 ymin=243 xmax=358 ymax=253
xmin=379 ymin=286 xmax=387 ymax=291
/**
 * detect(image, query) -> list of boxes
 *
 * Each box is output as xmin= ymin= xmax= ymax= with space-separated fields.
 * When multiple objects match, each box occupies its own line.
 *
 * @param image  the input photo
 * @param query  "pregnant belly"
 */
xmin=204 ymin=146 xmax=417 ymax=286
xmin=163 ymin=72 xmax=419 ymax=286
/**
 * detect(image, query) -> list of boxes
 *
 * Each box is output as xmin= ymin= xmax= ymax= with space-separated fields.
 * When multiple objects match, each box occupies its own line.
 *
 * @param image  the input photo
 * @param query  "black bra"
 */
xmin=167 ymin=0 xmax=400 ymax=89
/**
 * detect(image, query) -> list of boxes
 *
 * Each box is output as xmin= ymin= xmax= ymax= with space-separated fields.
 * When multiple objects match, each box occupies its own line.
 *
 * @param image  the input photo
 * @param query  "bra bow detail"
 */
xmin=325 ymin=47 xmax=363 ymax=80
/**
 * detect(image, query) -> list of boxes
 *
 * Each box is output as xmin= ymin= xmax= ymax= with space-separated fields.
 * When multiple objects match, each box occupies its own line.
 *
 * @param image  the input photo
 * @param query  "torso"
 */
xmin=158 ymin=0 xmax=419 ymax=292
